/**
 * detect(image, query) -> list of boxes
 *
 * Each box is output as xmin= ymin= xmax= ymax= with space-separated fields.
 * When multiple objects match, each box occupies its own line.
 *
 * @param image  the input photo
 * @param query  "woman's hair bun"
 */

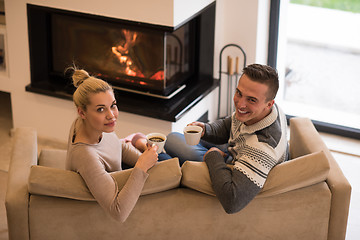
xmin=65 ymin=67 xmax=91 ymax=88
xmin=72 ymin=69 xmax=91 ymax=88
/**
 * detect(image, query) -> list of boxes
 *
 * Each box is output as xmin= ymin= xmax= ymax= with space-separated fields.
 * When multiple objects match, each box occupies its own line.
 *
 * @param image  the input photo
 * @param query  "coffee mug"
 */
xmin=183 ymin=125 xmax=203 ymax=145
xmin=146 ymin=133 xmax=167 ymax=153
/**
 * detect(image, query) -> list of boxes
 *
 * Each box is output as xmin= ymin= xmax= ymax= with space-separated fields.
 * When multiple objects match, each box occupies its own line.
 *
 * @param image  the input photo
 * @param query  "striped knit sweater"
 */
xmin=203 ymin=104 xmax=288 ymax=213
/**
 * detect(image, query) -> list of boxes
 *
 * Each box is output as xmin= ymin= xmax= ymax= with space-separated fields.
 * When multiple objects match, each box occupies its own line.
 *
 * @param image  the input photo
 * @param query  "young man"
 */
xmin=165 ymin=64 xmax=288 ymax=213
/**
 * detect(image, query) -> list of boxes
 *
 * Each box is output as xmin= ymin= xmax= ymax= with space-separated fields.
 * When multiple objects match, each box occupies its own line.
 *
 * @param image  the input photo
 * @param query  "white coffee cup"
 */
xmin=146 ymin=133 xmax=167 ymax=153
xmin=184 ymin=125 xmax=203 ymax=145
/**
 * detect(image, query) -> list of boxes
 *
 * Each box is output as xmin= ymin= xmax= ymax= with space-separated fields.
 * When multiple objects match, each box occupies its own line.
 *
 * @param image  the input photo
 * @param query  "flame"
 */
xmin=111 ymin=29 xmax=163 ymax=81
xmin=150 ymin=71 xmax=164 ymax=80
xmin=112 ymin=30 xmax=143 ymax=78
xmin=112 ymin=30 xmax=137 ymax=55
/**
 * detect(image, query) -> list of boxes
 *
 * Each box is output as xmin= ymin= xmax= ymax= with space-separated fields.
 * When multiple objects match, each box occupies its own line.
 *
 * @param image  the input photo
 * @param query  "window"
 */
xmin=270 ymin=0 xmax=360 ymax=139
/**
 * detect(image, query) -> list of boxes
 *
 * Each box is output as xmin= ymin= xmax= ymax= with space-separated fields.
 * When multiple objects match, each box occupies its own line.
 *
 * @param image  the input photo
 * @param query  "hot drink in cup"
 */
xmin=184 ymin=125 xmax=203 ymax=145
xmin=148 ymin=136 xmax=164 ymax=142
xmin=146 ymin=133 xmax=167 ymax=153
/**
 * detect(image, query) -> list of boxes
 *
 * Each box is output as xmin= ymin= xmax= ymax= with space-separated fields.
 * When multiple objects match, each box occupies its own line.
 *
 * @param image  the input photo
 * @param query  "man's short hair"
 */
xmin=242 ymin=64 xmax=279 ymax=101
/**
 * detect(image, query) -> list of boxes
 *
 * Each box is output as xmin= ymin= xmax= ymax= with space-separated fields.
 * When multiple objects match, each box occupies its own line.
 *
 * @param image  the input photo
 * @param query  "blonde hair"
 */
xmin=67 ymin=67 xmax=113 ymax=110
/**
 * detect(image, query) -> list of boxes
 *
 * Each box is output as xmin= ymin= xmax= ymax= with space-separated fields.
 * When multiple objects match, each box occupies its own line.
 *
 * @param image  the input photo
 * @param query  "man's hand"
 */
xmin=188 ymin=121 xmax=205 ymax=137
xmin=203 ymin=147 xmax=226 ymax=160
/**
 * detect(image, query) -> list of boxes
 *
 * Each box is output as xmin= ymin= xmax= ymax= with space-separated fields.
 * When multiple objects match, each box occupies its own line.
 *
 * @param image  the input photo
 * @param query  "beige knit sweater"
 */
xmin=66 ymin=119 xmax=148 ymax=222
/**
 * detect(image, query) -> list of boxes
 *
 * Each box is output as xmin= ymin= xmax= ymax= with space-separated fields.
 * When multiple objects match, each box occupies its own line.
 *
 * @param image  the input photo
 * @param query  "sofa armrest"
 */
xmin=28 ymin=158 xmax=182 ymax=200
xmin=5 ymin=127 xmax=38 ymax=240
xmin=290 ymin=117 xmax=352 ymax=240
xmin=326 ymin=156 xmax=352 ymax=240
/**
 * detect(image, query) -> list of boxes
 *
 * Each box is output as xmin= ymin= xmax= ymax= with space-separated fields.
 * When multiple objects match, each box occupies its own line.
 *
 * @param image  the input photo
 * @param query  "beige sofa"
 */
xmin=6 ymin=118 xmax=351 ymax=240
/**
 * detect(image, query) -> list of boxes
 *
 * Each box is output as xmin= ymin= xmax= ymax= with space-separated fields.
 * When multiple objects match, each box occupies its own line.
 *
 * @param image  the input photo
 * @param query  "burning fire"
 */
xmin=112 ymin=29 xmax=164 ymax=81
xmin=150 ymin=71 xmax=164 ymax=80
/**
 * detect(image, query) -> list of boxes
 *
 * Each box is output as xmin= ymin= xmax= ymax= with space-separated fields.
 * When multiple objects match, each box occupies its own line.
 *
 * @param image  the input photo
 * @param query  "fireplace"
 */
xmin=25 ymin=3 xmax=217 ymax=121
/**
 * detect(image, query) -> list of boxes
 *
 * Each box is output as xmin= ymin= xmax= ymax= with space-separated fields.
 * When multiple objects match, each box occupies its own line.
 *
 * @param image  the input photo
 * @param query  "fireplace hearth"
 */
xmin=25 ymin=3 xmax=217 ymax=121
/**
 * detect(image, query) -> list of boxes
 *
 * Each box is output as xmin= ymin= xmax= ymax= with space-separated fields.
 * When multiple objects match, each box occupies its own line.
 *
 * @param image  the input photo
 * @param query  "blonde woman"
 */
xmin=66 ymin=67 xmax=158 ymax=222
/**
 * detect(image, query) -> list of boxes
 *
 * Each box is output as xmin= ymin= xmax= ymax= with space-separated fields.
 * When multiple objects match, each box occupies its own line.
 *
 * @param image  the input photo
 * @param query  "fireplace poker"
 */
xmin=217 ymin=44 xmax=247 ymax=119
xmin=227 ymin=56 xmax=233 ymax=116
xmin=233 ymin=56 xmax=240 ymax=114
xmin=227 ymin=56 xmax=243 ymax=115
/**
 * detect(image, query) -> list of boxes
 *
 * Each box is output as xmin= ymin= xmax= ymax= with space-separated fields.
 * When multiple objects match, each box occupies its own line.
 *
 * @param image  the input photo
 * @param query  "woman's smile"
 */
xmin=105 ymin=120 xmax=116 ymax=127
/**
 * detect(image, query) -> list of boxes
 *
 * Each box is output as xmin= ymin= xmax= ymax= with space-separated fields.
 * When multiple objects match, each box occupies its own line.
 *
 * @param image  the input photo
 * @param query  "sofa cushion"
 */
xmin=180 ymin=161 xmax=217 ymax=196
xmin=181 ymin=151 xmax=330 ymax=197
xmin=28 ymin=158 xmax=182 ymax=201
xmin=259 ymin=150 xmax=330 ymax=197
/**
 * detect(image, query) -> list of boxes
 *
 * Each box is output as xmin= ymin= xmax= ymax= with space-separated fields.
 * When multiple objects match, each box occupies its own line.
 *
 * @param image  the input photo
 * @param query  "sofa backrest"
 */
xmin=35 ymin=118 xmax=332 ymax=201
xmin=38 ymin=149 xmax=67 ymax=169
xmin=289 ymin=117 xmax=326 ymax=158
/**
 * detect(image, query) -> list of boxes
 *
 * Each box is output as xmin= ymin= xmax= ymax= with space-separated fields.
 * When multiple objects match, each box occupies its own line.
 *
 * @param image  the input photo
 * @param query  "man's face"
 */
xmin=233 ymin=74 xmax=274 ymax=125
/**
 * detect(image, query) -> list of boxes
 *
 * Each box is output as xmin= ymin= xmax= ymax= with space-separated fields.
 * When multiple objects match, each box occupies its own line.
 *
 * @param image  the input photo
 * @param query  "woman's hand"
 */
xmin=134 ymin=144 xmax=158 ymax=173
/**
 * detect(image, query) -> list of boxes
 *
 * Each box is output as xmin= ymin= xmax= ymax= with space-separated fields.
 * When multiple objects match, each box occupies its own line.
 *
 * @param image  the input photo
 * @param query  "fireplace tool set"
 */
xmin=217 ymin=44 xmax=246 ymax=119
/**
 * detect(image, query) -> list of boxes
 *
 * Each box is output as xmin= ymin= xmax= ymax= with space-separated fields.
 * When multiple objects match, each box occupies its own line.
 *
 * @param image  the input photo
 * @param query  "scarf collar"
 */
xmin=231 ymin=104 xmax=278 ymax=135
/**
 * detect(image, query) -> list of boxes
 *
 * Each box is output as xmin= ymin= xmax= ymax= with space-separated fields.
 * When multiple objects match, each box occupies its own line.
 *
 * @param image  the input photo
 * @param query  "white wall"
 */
xmin=3 ymin=0 xmax=270 ymax=141
xmin=214 ymin=0 xmax=270 ymax=118
xmin=174 ymin=0 xmax=214 ymax=27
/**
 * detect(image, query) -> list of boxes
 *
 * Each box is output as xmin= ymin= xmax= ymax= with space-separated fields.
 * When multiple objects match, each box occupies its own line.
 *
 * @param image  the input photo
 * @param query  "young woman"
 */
xmin=65 ymin=67 xmax=158 ymax=222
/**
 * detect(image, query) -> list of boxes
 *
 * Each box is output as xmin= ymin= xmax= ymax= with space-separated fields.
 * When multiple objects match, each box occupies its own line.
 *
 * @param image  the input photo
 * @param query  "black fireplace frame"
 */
xmin=25 ymin=2 xmax=217 ymax=121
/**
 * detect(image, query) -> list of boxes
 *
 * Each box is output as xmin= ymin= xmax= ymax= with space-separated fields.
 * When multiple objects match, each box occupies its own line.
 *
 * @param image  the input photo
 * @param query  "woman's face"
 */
xmin=79 ymin=90 xmax=118 ymax=134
